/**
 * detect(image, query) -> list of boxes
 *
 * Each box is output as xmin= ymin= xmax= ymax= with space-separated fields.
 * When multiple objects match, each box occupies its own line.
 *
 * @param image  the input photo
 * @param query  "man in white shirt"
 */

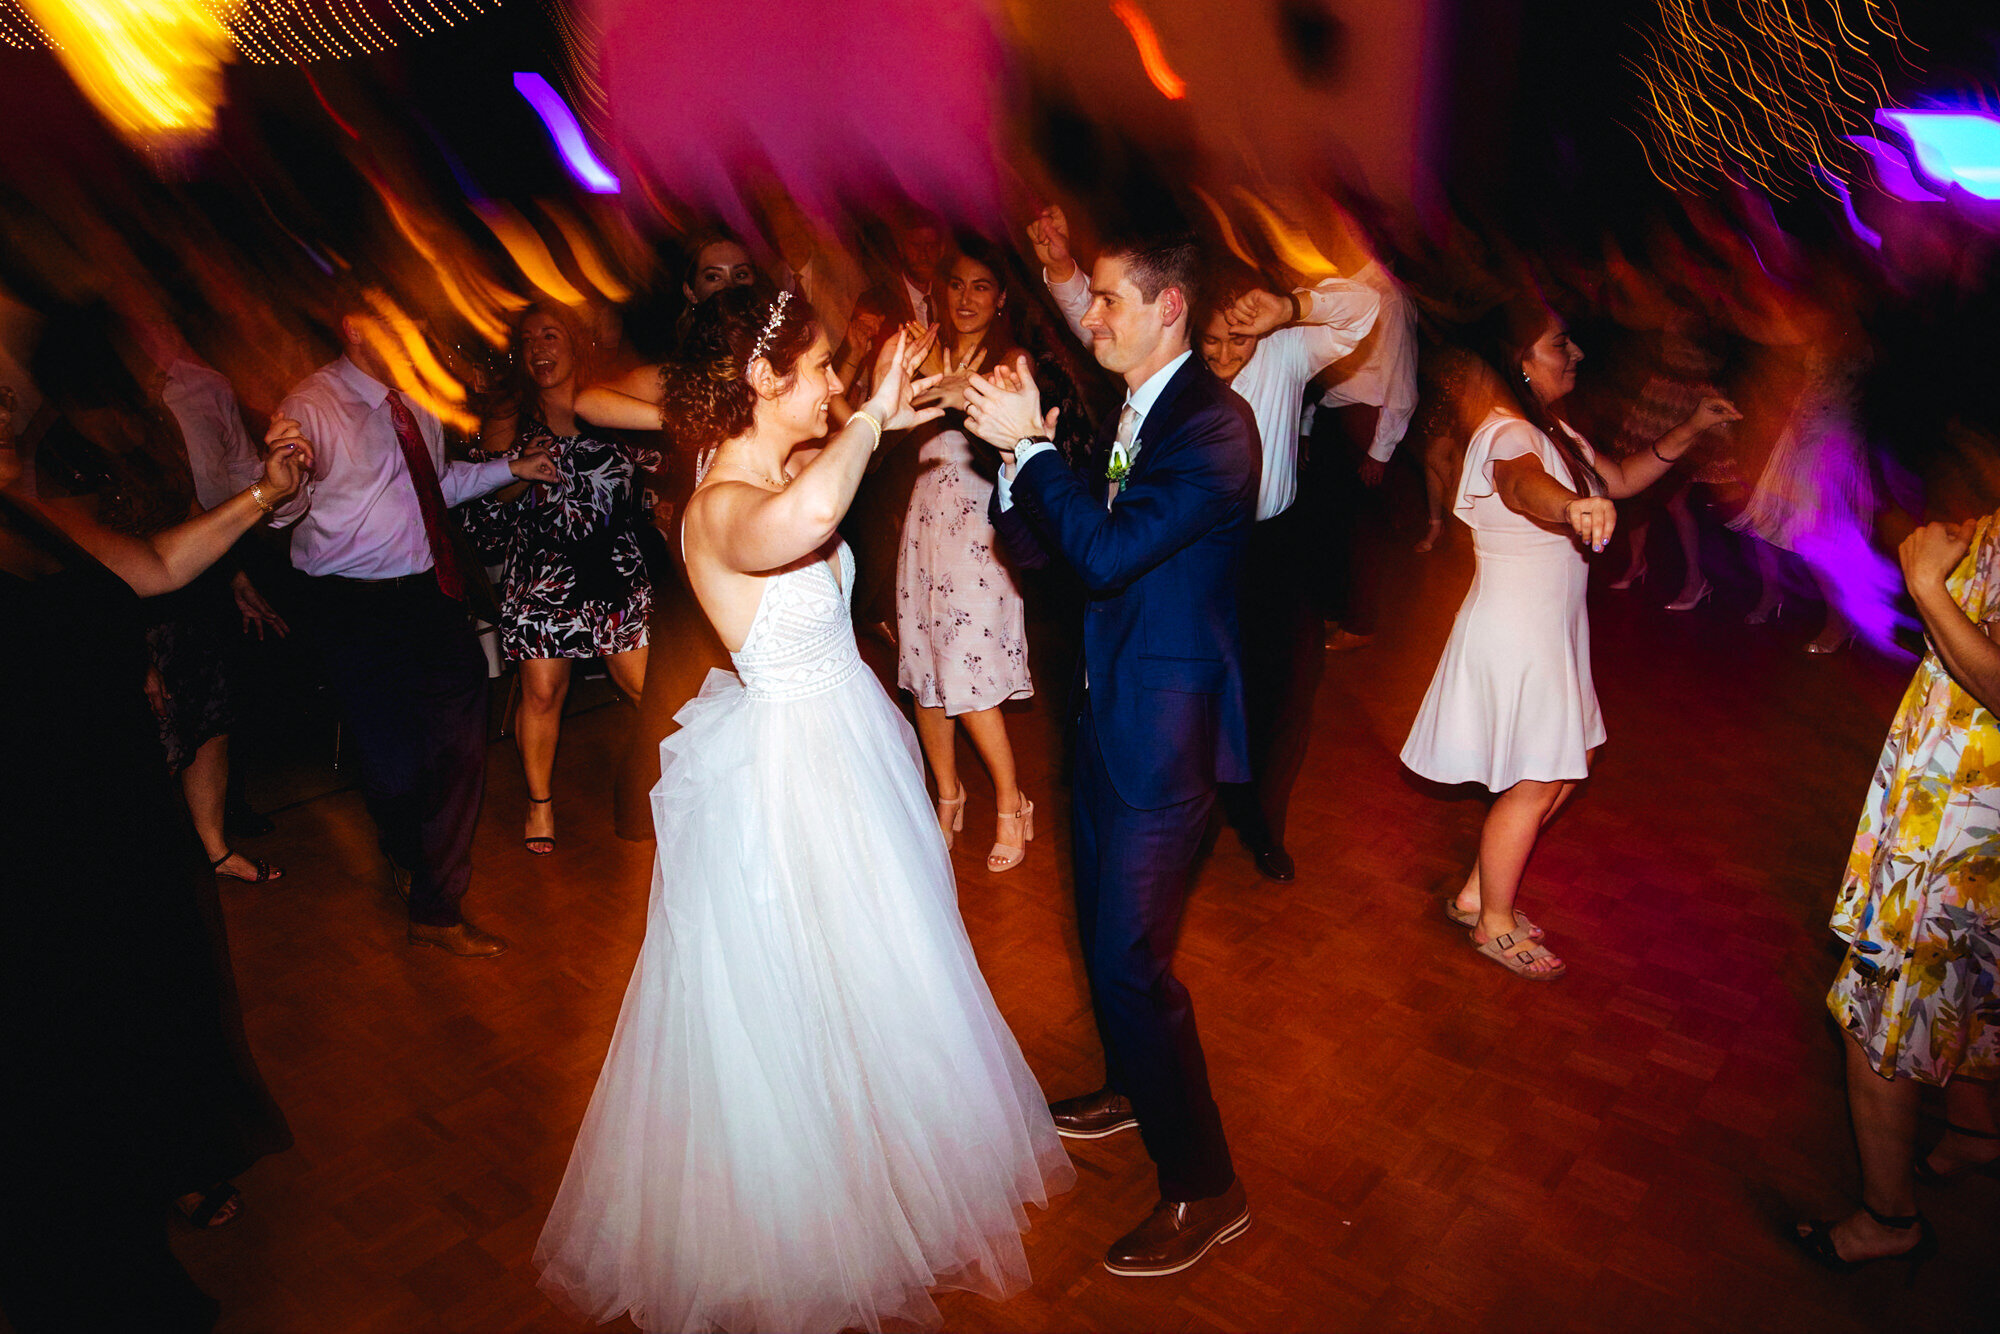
xmin=273 ymin=297 xmax=555 ymax=957
xmin=1029 ymin=208 xmax=1380 ymax=879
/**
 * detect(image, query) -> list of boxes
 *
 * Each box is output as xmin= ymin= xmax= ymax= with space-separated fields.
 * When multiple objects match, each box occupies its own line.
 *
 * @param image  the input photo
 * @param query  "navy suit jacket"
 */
xmin=992 ymin=355 xmax=1261 ymax=810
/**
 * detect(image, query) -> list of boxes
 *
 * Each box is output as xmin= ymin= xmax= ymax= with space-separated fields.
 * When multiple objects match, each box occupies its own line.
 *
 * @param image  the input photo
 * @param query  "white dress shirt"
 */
xmin=1313 ymin=259 xmax=1419 ymax=461
xmin=1044 ymin=267 xmax=1378 ymax=519
xmin=996 ymin=349 xmax=1192 ymax=512
xmin=271 ymin=356 xmax=514 ymax=579
xmin=900 ymin=274 xmax=931 ymax=327
xmin=160 ymin=359 xmax=262 ymax=511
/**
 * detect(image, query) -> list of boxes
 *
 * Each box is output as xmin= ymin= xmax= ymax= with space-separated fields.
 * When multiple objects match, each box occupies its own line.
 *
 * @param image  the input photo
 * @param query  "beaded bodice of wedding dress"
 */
xmin=726 ymin=539 xmax=857 ymax=702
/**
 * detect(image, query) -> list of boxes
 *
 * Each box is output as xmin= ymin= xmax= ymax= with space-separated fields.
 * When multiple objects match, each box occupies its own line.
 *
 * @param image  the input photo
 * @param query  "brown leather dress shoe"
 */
xmin=1103 ymin=1178 xmax=1249 ymax=1277
xmin=407 ymin=920 xmax=508 ymax=957
xmin=1049 ymin=1088 xmax=1138 ymax=1140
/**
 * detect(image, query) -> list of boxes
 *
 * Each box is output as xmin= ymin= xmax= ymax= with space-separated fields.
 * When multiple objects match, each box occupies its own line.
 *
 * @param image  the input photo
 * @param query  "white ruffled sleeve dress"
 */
xmin=1400 ymin=410 xmax=1606 ymax=790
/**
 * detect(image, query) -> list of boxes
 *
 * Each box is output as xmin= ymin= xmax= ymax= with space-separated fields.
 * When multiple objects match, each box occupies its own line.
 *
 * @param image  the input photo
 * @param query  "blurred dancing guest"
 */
xmin=1400 ymin=300 xmax=1738 ymax=979
xmin=878 ymin=235 xmax=1040 ymax=871
xmin=1 ymin=400 xmax=301 ymax=1332
xmin=1306 ymin=254 xmax=1419 ymax=650
xmin=536 ymin=289 xmax=1072 ymax=1332
xmin=1730 ymin=296 xmax=1876 ymax=653
xmin=843 ymin=208 xmax=947 ymax=641
xmin=966 ymin=233 xmax=1259 ymax=1276
xmin=31 ymin=305 xmax=284 ymax=885
xmin=1031 ymin=208 xmax=1379 ymax=878
xmin=1795 ymin=515 xmax=2000 ymax=1272
xmin=271 ymin=295 xmax=558 ymax=956
xmin=463 ymin=302 xmax=659 ymax=855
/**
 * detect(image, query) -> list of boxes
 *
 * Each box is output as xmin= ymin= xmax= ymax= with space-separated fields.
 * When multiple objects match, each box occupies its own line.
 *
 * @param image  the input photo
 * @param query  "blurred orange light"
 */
xmin=1109 ymin=0 xmax=1184 ymax=100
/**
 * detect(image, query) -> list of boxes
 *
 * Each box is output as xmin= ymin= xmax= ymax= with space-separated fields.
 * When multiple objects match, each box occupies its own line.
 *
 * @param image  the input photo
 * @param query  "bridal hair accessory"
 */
xmin=749 ymin=290 xmax=793 ymax=365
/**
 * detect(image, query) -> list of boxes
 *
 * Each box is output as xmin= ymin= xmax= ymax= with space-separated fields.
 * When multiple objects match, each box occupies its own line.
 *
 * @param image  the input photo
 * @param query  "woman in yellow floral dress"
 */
xmin=1796 ymin=515 xmax=2000 ymax=1273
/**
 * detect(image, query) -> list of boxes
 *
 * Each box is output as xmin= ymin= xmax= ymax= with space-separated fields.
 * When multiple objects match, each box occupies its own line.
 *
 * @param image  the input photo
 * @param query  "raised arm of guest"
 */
xmin=1225 ymin=276 xmax=1381 ymax=378
xmin=1902 ymin=520 xmax=2000 ymax=712
xmin=1027 ymin=206 xmax=1091 ymax=345
xmin=577 ymin=363 xmax=668 ymax=431
xmin=12 ymin=417 xmax=316 ymax=596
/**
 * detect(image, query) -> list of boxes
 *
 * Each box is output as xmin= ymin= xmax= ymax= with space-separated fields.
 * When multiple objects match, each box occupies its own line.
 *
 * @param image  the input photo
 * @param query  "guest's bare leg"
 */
xmin=1456 ymin=769 xmax=1582 ymax=924
xmin=1925 ymin=1074 xmax=2000 ymax=1176
xmin=185 ymin=734 xmax=253 ymax=876
xmin=517 ymin=658 xmax=572 ymax=842
xmin=1613 ymin=519 xmax=1650 ymax=586
xmin=1467 ymin=777 xmax=1569 ymax=975
xmin=1747 ymin=539 xmax=1785 ymax=621
xmin=604 ymin=645 xmax=648 ymax=704
xmin=914 ymin=704 xmax=964 ymax=825
xmin=1805 ymin=1030 xmax=1926 ymax=1261
xmin=958 ymin=705 xmax=1022 ymax=814
xmin=1667 ymin=488 xmax=1706 ymax=602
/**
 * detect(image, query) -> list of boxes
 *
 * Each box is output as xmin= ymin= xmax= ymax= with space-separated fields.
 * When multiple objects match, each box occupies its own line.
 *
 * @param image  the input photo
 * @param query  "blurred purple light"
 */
xmin=1843 ymin=135 xmax=1939 ymax=202
xmin=1874 ymin=110 xmax=2000 ymax=201
xmin=514 ymin=72 xmax=620 ymax=195
xmin=1816 ymin=168 xmax=1882 ymax=249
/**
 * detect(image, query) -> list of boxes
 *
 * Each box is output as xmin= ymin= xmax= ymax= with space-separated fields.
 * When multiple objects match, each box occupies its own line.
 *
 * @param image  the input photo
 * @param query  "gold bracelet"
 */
xmin=850 ymin=410 xmax=883 ymax=451
xmin=246 ymin=482 xmax=276 ymax=513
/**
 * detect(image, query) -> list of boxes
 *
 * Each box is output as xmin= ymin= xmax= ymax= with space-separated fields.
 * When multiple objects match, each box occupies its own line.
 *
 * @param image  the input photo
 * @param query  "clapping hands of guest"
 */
xmin=912 ymin=345 xmax=988 ymax=414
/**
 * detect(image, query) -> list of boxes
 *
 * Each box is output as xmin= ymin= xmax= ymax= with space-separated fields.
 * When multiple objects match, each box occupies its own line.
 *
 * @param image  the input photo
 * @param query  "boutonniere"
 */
xmin=1105 ymin=440 xmax=1133 ymax=489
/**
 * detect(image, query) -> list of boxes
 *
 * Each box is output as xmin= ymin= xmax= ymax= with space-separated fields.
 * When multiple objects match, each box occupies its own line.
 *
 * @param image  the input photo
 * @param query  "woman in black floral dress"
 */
xmin=462 ymin=302 xmax=660 ymax=853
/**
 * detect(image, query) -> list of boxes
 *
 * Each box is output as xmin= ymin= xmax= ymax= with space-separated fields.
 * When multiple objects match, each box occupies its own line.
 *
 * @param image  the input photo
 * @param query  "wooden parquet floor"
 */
xmin=168 ymin=524 xmax=1997 ymax=1333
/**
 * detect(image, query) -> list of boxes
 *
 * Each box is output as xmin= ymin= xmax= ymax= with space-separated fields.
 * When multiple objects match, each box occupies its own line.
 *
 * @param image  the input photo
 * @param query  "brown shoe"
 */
xmin=1049 ymin=1088 xmax=1137 ymax=1140
xmin=1103 ymin=1179 xmax=1249 ymax=1277
xmin=407 ymin=920 xmax=508 ymax=957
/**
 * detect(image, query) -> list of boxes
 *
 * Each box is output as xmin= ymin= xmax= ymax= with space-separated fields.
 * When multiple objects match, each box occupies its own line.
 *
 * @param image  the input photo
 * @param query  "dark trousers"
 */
xmin=1303 ymin=404 xmax=1384 ymax=634
xmin=298 ymin=576 xmax=488 ymax=927
xmin=1219 ymin=503 xmax=1326 ymax=851
xmin=1073 ymin=694 xmax=1235 ymax=1202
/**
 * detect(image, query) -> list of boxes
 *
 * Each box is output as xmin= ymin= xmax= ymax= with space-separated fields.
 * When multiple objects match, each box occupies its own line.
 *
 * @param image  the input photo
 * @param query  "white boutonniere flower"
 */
xmin=1105 ymin=440 xmax=1132 ymax=489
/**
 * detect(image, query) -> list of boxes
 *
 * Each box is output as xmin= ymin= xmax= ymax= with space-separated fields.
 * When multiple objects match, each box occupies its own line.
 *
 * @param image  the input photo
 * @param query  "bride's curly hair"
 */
xmin=660 ymin=283 xmax=822 ymax=454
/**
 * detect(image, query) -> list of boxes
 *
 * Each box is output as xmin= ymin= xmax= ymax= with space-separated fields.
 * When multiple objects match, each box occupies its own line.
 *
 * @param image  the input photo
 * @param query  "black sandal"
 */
xmin=211 ymin=850 xmax=283 ymax=883
xmin=176 ymin=1181 xmax=242 ymax=1229
xmin=1793 ymin=1202 xmax=1937 ymax=1284
xmin=1915 ymin=1120 xmax=2000 ymax=1185
xmin=524 ymin=794 xmax=555 ymax=855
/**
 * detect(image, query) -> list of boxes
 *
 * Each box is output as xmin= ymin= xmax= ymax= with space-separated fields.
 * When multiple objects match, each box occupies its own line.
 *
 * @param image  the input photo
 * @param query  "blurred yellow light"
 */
xmin=22 ymin=0 xmax=238 ymax=146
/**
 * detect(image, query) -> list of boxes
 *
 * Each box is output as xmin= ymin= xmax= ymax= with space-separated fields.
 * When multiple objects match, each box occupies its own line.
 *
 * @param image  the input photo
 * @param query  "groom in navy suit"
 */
xmin=965 ymin=232 xmax=1260 ymax=1277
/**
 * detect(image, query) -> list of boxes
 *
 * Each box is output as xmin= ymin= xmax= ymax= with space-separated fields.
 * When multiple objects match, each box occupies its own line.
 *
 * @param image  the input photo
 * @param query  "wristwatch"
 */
xmin=1014 ymin=435 xmax=1054 ymax=451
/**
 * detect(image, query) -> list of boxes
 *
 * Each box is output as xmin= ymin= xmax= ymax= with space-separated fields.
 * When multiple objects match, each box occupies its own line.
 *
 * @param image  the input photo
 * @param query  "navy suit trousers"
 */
xmin=1072 ymin=691 xmax=1236 ymax=1202
xmin=299 ymin=576 xmax=488 ymax=927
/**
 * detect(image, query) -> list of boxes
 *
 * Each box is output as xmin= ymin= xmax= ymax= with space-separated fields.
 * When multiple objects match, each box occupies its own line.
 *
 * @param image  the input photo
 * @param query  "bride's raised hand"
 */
xmin=864 ymin=325 xmax=946 ymax=433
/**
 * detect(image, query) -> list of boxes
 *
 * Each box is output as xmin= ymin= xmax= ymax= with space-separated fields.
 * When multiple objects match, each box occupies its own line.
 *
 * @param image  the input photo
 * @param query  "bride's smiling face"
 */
xmin=761 ymin=327 xmax=841 ymax=442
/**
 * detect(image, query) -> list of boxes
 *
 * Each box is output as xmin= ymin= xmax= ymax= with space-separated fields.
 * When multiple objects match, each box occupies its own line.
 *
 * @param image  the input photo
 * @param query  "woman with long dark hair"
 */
xmin=1400 ymin=297 xmax=1739 ymax=979
xmin=882 ymin=233 xmax=1067 ymax=872
xmin=461 ymin=301 xmax=660 ymax=853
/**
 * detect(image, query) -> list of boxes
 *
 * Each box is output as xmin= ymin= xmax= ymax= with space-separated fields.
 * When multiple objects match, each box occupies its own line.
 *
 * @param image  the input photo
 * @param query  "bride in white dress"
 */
xmin=535 ymin=286 xmax=1074 ymax=1333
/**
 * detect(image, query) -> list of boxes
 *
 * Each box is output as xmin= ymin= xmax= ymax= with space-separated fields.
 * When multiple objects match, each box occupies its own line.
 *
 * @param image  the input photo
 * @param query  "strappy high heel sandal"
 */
xmin=935 ymin=787 xmax=966 ymax=851
xmin=988 ymin=797 xmax=1033 ymax=873
xmin=1793 ymin=1203 xmax=1937 ymax=1285
xmin=1744 ymin=600 xmax=1784 ymax=625
xmin=524 ymin=794 xmax=555 ymax=855
xmin=1664 ymin=580 xmax=1712 ymax=612
xmin=1915 ymin=1121 xmax=2000 ymax=1185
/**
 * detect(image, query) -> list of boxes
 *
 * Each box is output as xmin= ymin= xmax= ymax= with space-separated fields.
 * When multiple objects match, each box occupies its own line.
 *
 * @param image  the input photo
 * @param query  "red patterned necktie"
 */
xmin=385 ymin=390 xmax=464 ymax=600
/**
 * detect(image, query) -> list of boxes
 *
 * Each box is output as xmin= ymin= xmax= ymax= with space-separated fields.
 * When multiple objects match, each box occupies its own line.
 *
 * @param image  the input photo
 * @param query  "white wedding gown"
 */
xmin=534 ymin=539 xmax=1073 ymax=1333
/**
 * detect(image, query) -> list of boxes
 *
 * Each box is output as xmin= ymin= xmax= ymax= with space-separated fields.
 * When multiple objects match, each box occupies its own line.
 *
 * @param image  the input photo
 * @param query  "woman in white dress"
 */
xmin=1401 ymin=299 xmax=1739 ymax=980
xmin=537 ymin=286 xmax=1075 ymax=1332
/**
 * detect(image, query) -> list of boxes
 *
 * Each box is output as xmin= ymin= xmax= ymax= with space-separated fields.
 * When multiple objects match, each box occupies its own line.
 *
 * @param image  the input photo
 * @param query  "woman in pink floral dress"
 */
xmin=889 ymin=238 xmax=1036 ymax=872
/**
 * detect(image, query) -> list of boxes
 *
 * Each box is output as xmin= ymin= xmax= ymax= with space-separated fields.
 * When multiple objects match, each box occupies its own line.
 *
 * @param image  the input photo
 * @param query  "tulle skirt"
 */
xmin=534 ymin=667 xmax=1073 ymax=1333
